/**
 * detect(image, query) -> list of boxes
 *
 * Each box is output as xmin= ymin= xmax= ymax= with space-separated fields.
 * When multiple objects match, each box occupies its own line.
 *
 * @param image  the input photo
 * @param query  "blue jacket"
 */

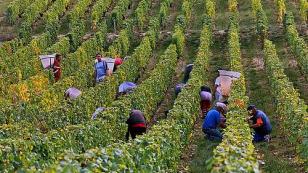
xmin=251 ymin=110 xmax=272 ymax=134
xmin=202 ymin=109 xmax=221 ymax=129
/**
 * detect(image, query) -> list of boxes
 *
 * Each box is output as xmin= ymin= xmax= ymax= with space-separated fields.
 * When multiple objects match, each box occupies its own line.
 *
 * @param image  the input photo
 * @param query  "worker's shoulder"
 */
xmin=257 ymin=110 xmax=266 ymax=115
xmin=207 ymin=109 xmax=219 ymax=115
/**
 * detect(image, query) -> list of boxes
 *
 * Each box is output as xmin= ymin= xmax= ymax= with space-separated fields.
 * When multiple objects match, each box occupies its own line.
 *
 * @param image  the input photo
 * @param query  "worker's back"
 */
xmin=126 ymin=110 xmax=147 ymax=140
xmin=65 ymin=87 xmax=81 ymax=100
xmin=126 ymin=110 xmax=146 ymax=125
xmin=254 ymin=110 xmax=272 ymax=134
xmin=95 ymin=61 xmax=108 ymax=81
xmin=202 ymin=109 xmax=221 ymax=129
xmin=119 ymin=82 xmax=137 ymax=94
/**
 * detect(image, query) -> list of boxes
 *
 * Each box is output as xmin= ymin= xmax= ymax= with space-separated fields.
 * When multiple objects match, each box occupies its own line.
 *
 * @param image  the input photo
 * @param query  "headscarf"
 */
xmin=216 ymin=102 xmax=228 ymax=114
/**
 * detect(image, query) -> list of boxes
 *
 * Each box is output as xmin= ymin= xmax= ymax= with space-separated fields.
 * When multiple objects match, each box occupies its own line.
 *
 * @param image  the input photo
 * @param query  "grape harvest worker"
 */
xmin=126 ymin=110 xmax=147 ymax=141
xmin=52 ymin=54 xmax=62 ymax=82
xmin=183 ymin=64 xmax=193 ymax=83
xmin=247 ymin=105 xmax=272 ymax=142
xmin=117 ymin=81 xmax=136 ymax=98
xmin=202 ymin=102 xmax=227 ymax=141
xmin=113 ymin=55 xmax=123 ymax=72
xmin=175 ymin=64 xmax=194 ymax=96
xmin=94 ymin=53 xmax=110 ymax=83
xmin=175 ymin=83 xmax=186 ymax=96
xmin=64 ymin=87 xmax=82 ymax=100
xmin=200 ymin=86 xmax=212 ymax=116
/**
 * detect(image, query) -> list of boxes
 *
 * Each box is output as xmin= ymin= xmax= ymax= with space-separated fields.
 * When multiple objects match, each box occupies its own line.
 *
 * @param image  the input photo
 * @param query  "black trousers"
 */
xmin=126 ymin=126 xmax=146 ymax=141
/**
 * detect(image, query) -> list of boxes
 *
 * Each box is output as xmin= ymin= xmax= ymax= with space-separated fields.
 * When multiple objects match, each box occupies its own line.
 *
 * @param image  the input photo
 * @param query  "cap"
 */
xmin=247 ymin=105 xmax=256 ymax=111
xmin=216 ymin=102 xmax=228 ymax=113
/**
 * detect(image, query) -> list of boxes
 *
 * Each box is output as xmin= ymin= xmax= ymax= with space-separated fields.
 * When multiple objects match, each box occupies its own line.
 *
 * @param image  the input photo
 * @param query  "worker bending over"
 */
xmin=202 ymin=102 xmax=227 ymax=141
xmin=247 ymin=105 xmax=272 ymax=142
xmin=117 ymin=81 xmax=137 ymax=98
xmin=200 ymin=86 xmax=212 ymax=117
xmin=175 ymin=64 xmax=194 ymax=96
xmin=126 ymin=110 xmax=147 ymax=141
xmin=64 ymin=87 xmax=82 ymax=100
xmin=183 ymin=64 xmax=193 ymax=83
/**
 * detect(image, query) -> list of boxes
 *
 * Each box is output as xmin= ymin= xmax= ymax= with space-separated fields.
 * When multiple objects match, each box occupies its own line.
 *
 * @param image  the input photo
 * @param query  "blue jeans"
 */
xmin=253 ymin=132 xmax=270 ymax=142
xmin=96 ymin=75 xmax=106 ymax=83
xmin=203 ymin=128 xmax=222 ymax=141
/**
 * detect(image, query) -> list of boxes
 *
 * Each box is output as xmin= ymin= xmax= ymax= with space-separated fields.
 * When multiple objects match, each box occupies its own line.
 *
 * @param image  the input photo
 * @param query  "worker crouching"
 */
xmin=247 ymin=105 xmax=272 ymax=142
xmin=126 ymin=110 xmax=147 ymax=141
xmin=202 ymin=102 xmax=227 ymax=141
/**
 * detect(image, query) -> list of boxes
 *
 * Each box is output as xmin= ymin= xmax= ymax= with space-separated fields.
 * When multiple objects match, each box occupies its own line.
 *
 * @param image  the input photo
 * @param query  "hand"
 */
xmin=220 ymin=122 xmax=227 ymax=129
xmin=106 ymin=69 xmax=112 ymax=76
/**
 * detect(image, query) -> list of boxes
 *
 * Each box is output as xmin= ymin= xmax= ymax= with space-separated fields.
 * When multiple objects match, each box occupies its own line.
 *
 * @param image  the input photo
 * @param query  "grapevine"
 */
xmin=210 ymin=7 xmax=259 ymax=171
xmin=1 ymin=0 xmax=306 ymax=171
xmin=284 ymin=12 xmax=308 ymax=76
xmin=134 ymin=0 xmax=151 ymax=30
xmin=91 ymin=0 xmax=113 ymax=30
xmin=251 ymin=0 xmax=268 ymax=42
xmin=44 ymin=13 xmax=210 ymax=173
xmin=5 ymin=0 xmax=36 ymax=24
xmin=275 ymin=0 xmax=286 ymax=23
xmin=205 ymin=0 xmax=216 ymax=22
xmin=0 ymin=1 xmax=186 ymax=170
xmin=299 ymin=0 xmax=308 ymax=23
xmin=263 ymin=39 xmax=307 ymax=164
